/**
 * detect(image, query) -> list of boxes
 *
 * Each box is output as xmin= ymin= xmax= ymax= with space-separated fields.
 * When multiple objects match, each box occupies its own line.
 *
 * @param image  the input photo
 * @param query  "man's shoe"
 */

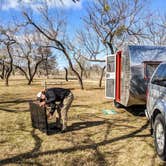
xmin=55 ymin=125 xmax=62 ymax=130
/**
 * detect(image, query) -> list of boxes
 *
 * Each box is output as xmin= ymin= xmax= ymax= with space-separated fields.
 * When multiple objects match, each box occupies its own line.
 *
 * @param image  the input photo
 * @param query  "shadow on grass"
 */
xmin=0 ymin=128 xmax=43 ymax=166
xmin=0 ymin=99 xmax=33 ymax=104
xmin=72 ymin=104 xmax=91 ymax=108
xmin=85 ymin=87 xmax=104 ymax=91
xmin=0 ymin=99 xmax=34 ymax=113
xmin=0 ymin=107 xmax=29 ymax=113
xmin=47 ymin=120 xmax=106 ymax=135
xmin=0 ymin=120 xmax=150 ymax=165
xmin=125 ymin=105 xmax=146 ymax=116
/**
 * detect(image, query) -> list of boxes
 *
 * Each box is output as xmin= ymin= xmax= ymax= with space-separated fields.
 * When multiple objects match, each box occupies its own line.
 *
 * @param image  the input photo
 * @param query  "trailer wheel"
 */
xmin=114 ymin=100 xmax=123 ymax=108
xmin=154 ymin=114 xmax=166 ymax=161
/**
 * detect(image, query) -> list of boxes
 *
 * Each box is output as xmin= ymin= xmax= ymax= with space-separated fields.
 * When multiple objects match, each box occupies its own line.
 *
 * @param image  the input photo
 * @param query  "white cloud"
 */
xmin=0 ymin=0 xmax=83 ymax=11
xmin=1 ymin=0 xmax=18 ymax=10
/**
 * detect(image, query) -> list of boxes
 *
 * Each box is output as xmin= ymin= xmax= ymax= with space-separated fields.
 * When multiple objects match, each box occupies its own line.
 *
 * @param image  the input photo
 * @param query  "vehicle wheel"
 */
xmin=154 ymin=114 xmax=166 ymax=161
xmin=114 ymin=100 xmax=123 ymax=108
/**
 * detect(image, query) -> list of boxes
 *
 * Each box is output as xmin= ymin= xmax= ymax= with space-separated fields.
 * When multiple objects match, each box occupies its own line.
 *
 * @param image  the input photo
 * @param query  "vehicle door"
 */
xmin=149 ymin=64 xmax=166 ymax=114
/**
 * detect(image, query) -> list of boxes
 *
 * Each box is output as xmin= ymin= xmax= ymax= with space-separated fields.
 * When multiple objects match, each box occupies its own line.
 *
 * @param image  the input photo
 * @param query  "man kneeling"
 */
xmin=37 ymin=88 xmax=74 ymax=132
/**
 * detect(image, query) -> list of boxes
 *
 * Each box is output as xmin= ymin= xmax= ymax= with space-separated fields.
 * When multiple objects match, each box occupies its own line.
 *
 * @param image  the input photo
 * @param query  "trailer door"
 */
xmin=105 ymin=55 xmax=116 ymax=99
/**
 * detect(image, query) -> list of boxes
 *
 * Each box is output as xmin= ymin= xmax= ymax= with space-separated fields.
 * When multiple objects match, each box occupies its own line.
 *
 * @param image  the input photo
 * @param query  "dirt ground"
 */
xmin=0 ymin=78 xmax=165 ymax=166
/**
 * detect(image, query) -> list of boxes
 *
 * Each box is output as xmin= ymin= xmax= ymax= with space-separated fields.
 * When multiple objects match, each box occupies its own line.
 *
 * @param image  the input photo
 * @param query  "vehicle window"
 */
xmin=146 ymin=64 xmax=159 ymax=80
xmin=151 ymin=64 xmax=166 ymax=87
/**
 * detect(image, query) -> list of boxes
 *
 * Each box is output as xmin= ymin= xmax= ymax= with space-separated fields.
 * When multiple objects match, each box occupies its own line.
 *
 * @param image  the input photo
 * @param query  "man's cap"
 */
xmin=37 ymin=92 xmax=42 ymax=99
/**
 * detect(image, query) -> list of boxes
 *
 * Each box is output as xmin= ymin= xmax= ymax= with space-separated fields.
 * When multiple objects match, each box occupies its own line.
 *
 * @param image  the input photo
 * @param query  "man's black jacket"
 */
xmin=45 ymin=88 xmax=70 ymax=105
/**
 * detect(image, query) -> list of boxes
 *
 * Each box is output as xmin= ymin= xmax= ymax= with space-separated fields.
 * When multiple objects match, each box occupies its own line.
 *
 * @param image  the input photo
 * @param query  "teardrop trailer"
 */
xmin=105 ymin=45 xmax=166 ymax=107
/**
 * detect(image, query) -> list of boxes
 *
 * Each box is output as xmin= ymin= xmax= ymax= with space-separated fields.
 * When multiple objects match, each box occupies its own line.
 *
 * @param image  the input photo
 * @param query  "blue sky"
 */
xmin=0 ymin=0 xmax=166 ymax=30
xmin=0 ymin=0 xmax=88 ymax=28
xmin=0 ymin=0 xmax=166 ymax=68
xmin=0 ymin=0 xmax=166 ymax=36
xmin=151 ymin=0 xmax=166 ymax=12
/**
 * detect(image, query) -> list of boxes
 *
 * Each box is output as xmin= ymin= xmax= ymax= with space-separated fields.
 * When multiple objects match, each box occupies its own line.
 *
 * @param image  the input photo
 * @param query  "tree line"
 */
xmin=0 ymin=0 xmax=166 ymax=89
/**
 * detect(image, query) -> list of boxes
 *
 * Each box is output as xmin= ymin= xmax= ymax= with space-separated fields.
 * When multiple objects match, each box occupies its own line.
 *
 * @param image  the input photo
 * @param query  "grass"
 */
xmin=0 ymin=78 xmax=165 ymax=166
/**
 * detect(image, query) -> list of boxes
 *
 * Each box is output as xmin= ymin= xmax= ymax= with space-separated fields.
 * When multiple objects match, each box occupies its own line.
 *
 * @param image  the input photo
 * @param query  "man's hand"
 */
xmin=40 ymin=101 xmax=46 ymax=107
xmin=47 ymin=112 xmax=53 ymax=120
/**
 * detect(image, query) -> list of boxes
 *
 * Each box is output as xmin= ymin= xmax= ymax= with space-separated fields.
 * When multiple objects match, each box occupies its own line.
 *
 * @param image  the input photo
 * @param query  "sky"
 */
xmin=0 ymin=0 xmax=166 ymax=68
xmin=0 ymin=0 xmax=166 ymax=33
xmin=0 ymin=0 xmax=88 ymax=29
xmin=0 ymin=0 xmax=89 ymax=68
xmin=150 ymin=0 xmax=166 ymax=12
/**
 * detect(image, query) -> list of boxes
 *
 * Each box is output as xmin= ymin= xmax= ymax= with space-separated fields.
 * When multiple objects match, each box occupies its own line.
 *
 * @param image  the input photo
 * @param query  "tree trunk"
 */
xmin=107 ymin=41 xmax=114 ymax=54
xmin=5 ymin=77 xmax=9 ymax=86
xmin=5 ymin=45 xmax=13 ymax=86
xmin=63 ymin=50 xmax=84 ymax=89
xmin=71 ymin=67 xmax=84 ymax=89
xmin=77 ymin=73 xmax=84 ymax=89
xmin=28 ymin=78 xmax=33 ymax=85
xmin=80 ymin=69 xmax=84 ymax=80
xmin=99 ymin=66 xmax=106 ymax=88
xmin=16 ymin=66 xmax=30 ymax=84
xmin=0 ymin=60 xmax=5 ymax=79
xmin=64 ymin=67 xmax=68 ymax=81
xmin=45 ymin=59 xmax=49 ymax=79
xmin=12 ymin=69 xmax=15 ymax=76
xmin=28 ymin=60 xmax=43 ymax=85
xmin=84 ymin=71 xmax=88 ymax=79
xmin=74 ymin=57 xmax=84 ymax=80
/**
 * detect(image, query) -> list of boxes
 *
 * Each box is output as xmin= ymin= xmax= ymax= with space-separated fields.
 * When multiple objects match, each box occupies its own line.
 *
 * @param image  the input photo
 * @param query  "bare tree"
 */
xmin=84 ymin=0 xmax=148 ymax=54
xmin=77 ymin=29 xmax=106 ymax=62
xmin=23 ymin=6 xmax=84 ymax=89
xmin=77 ymin=29 xmax=106 ymax=87
xmin=143 ymin=14 xmax=166 ymax=45
xmin=66 ymin=41 xmax=88 ymax=81
xmin=14 ymin=34 xmax=49 ymax=85
xmin=0 ymin=27 xmax=16 ymax=86
xmin=37 ymin=48 xmax=57 ymax=78
xmin=75 ymin=0 xmax=148 ymax=87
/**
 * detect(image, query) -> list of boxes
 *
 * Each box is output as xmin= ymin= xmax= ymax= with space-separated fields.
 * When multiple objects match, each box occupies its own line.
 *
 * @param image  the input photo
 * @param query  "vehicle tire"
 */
xmin=114 ymin=100 xmax=123 ymax=108
xmin=154 ymin=114 xmax=166 ymax=161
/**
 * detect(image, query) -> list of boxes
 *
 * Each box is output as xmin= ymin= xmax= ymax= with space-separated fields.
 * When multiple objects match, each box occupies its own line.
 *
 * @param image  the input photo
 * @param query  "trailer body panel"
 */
xmin=106 ymin=45 xmax=166 ymax=106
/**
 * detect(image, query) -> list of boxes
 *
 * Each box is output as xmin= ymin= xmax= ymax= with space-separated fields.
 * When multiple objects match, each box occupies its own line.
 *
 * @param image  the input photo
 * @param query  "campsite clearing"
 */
xmin=0 ymin=78 xmax=164 ymax=166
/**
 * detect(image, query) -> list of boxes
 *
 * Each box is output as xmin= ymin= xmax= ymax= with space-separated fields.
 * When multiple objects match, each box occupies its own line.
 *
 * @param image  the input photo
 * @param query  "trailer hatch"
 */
xmin=105 ymin=55 xmax=116 ymax=99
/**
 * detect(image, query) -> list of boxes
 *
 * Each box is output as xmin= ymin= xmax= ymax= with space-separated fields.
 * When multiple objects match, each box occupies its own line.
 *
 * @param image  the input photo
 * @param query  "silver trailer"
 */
xmin=106 ymin=45 xmax=166 ymax=107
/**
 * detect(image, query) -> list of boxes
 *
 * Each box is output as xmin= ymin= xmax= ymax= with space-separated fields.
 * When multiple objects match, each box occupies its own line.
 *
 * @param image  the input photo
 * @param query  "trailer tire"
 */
xmin=154 ymin=114 xmax=166 ymax=161
xmin=114 ymin=100 xmax=123 ymax=108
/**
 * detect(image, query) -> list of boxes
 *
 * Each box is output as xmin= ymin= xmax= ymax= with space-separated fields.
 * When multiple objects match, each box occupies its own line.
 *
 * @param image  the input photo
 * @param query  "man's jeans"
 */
xmin=55 ymin=92 xmax=74 ymax=131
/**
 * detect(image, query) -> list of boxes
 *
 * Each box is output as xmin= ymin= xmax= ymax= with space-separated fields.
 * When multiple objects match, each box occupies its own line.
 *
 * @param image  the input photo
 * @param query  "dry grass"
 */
xmin=0 ymin=78 xmax=165 ymax=166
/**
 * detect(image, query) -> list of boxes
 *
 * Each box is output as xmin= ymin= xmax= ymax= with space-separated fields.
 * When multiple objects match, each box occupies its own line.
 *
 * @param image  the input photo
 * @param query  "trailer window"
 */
xmin=107 ymin=57 xmax=115 ymax=72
